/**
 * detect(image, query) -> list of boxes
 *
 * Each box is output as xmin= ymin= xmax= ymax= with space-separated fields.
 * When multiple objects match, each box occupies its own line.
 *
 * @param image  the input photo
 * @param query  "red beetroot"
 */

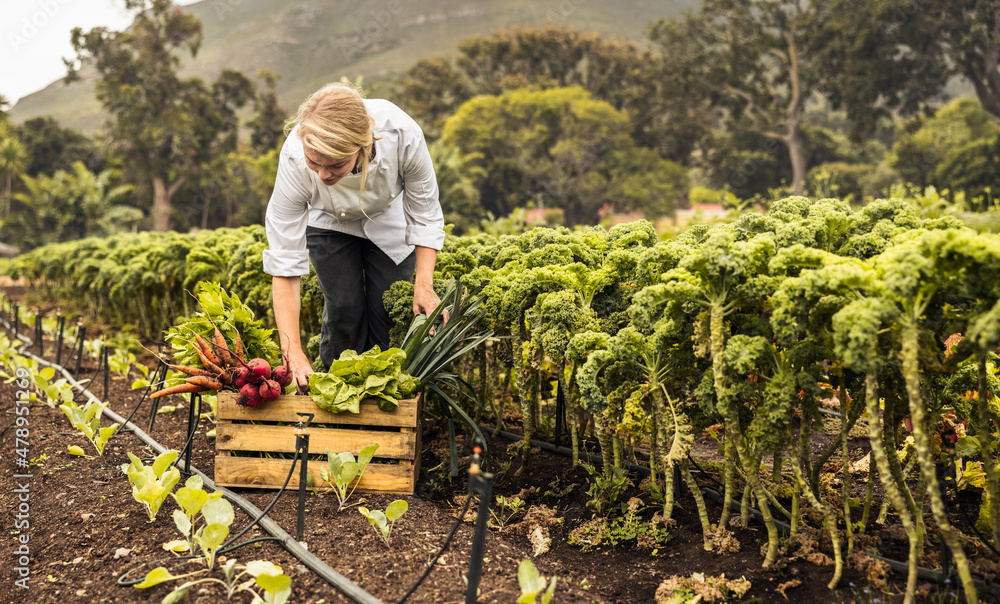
xmin=233 ymin=366 xmax=251 ymax=389
xmin=246 ymin=358 xmax=271 ymax=384
xmin=272 ymin=365 xmax=293 ymax=388
xmin=259 ymin=379 xmax=282 ymax=401
xmin=236 ymin=387 xmax=262 ymax=408
xmin=243 ymin=391 xmax=262 ymax=407
xmin=240 ymin=382 xmax=260 ymax=401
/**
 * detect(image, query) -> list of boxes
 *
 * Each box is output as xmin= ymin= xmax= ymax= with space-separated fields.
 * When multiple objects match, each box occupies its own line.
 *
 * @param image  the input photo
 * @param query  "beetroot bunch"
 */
xmin=235 ymin=355 xmax=294 ymax=407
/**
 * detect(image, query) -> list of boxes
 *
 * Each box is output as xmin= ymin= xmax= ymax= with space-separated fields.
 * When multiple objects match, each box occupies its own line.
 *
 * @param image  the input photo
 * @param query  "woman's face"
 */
xmin=304 ymin=147 xmax=359 ymax=186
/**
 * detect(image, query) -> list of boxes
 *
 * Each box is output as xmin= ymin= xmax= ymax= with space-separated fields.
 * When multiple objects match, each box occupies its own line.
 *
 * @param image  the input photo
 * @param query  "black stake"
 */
xmin=13 ymin=304 xmax=18 ymax=339
xmin=465 ymin=438 xmax=493 ymax=604
xmin=295 ymin=413 xmax=314 ymax=542
xmin=35 ymin=315 xmax=43 ymax=356
xmin=74 ymin=324 xmax=86 ymax=379
xmin=146 ymin=360 xmax=169 ymax=434
xmin=103 ymin=346 xmax=111 ymax=400
xmin=553 ymin=376 xmax=569 ymax=447
xmin=183 ymin=392 xmax=200 ymax=475
xmin=55 ymin=315 xmax=65 ymax=365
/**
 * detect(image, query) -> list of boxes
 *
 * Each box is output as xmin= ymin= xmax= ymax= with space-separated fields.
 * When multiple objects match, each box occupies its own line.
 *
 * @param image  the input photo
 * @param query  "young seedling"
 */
xmin=358 ymin=499 xmax=408 ymax=547
xmin=136 ymin=558 xmax=291 ymax=604
xmin=170 ymin=475 xmax=225 ymax=555
xmin=517 ymin=559 xmax=557 ymax=604
xmin=121 ymin=450 xmax=181 ymax=522
xmin=489 ymin=495 xmax=526 ymax=531
xmin=320 ymin=443 xmax=379 ymax=512
xmin=60 ymin=399 xmax=119 ymax=455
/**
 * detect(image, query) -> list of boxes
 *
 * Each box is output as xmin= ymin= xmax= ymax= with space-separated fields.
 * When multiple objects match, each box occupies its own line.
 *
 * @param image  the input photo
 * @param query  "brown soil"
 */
xmin=0 ymin=320 xmax=997 ymax=604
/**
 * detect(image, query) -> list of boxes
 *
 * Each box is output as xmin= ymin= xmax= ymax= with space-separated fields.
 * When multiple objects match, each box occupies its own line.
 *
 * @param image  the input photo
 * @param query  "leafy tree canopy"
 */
xmin=441 ymin=86 xmax=686 ymax=227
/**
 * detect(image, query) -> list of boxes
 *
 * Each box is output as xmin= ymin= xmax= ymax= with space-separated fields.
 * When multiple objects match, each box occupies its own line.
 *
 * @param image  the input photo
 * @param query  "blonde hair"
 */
xmin=288 ymin=83 xmax=378 ymax=209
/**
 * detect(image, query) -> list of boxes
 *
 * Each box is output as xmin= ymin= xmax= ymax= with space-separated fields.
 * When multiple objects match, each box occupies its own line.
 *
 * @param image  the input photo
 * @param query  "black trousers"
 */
xmin=306 ymin=226 xmax=415 ymax=368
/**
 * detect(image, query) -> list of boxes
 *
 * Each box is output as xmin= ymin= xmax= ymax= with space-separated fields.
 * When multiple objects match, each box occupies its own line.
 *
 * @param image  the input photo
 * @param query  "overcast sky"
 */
xmin=1 ymin=0 xmax=200 ymax=106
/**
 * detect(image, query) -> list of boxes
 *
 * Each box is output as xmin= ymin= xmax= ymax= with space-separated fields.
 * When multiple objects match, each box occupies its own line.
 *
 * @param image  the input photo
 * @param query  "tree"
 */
xmin=67 ymin=0 xmax=255 ymax=231
xmin=395 ymin=25 xmax=707 ymax=164
xmin=7 ymin=161 xmax=137 ymax=249
xmin=0 ymin=129 xmax=28 ymax=216
xmin=441 ymin=87 xmax=686 ymax=226
xmin=15 ymin=117 xmax=103 ymax=177
xmin=822 ymin=0 xmax=1000 ymax=125
xmin=890 ymin=97 xmax=1000 ymax=205
xmin=0 ymin=93 xmax=11 ymax=127
xmin=427 ymin=139 xmax=486 ymax=234
xmin=650 ymin=0 xmax=833 ymax=195
xmin=247 ymin=69 xmax=289 ymax=154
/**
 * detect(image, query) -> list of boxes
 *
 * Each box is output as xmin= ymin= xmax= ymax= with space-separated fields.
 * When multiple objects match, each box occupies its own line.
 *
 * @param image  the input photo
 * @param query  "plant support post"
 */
xmin=465 ymin=440 xmax=493 ymax=604
xmin=295 ymin=413 xmax=313 ymax=542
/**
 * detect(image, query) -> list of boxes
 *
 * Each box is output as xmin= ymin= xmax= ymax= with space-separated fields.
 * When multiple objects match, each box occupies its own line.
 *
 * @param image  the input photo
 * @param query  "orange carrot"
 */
xmin=191 ymin=336 xmax=226 ymax=375
xmin=193 ymin=333 xmax=220 ymax=367
xmin=213 ymin=327 xmax=233 ymax=368
xmin=183 ymin=376 xmax=223 ymax=390
xmin=232 ymin=329 xmax=244 ymax=363
xmin=169 ymin=364 xmax=216 ymax=378
xmin=151 ymin=383 xmax=203 ymax=399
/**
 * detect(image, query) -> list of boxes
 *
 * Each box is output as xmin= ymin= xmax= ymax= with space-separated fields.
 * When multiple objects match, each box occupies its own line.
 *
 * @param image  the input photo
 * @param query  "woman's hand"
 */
xmin=287 ymin=348 xmax=314 ymax=394
xmin=413 ymin=284 xmax=449 ymax=326
xmin=412 ymin=246 xmax=448 ymax=329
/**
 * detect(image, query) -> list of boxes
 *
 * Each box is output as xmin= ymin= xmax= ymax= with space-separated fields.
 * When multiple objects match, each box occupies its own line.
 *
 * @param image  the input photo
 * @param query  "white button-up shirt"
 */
xmin=262 ymin=99 xmax=444 ymax=275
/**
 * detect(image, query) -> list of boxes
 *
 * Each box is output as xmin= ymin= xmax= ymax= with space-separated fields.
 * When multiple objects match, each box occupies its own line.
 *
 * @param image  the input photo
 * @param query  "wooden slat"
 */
xmin=215 ymin=422 xmax=416 ymax=459
xmin=215 ymin=455 xmax=415 ymax=495
xmin=217 ymin=391 xmax=419 ymax=427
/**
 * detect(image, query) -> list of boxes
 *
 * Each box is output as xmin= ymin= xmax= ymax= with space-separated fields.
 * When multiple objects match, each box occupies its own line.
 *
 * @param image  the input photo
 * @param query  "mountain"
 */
xmin=9 ymin=0 xmax=696 ymax=133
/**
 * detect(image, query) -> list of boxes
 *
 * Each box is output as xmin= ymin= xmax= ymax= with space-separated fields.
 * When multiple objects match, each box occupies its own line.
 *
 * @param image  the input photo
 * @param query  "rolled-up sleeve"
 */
xmin=400 ymin=122 xmax=445 ymax=251
xmin=263 ymin=141 xmax=313 ymax=277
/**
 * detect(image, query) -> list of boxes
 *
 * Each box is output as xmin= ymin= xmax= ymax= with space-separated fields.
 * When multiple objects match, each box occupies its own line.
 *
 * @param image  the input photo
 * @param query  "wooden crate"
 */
xmin=214 ymin=391 xmax=421 ymax=495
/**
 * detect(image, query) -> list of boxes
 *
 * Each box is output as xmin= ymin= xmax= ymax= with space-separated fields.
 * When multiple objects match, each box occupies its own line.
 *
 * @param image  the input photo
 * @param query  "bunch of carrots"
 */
xmin=151 ymin=327 xmax=292 ymax=407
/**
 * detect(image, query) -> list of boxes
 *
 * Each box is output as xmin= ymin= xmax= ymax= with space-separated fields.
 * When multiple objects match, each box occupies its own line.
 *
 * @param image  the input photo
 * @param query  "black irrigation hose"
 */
xmin=220 ymin=444 xmax=302 ymax=551
xmin=117 ymin=537 xmax=283 ymax=587
xmin=395 ymin=495 xmax=474 ymax=604
xmin=2 ymin=325 xmax=385 ymax=604
xmin=482 ymin=423 xmax=1000 ymax=597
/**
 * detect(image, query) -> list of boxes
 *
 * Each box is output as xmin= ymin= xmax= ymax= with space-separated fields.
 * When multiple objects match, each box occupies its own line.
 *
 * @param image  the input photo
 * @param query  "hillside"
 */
xmin=10 ymin=0 xmax=696 ymax=133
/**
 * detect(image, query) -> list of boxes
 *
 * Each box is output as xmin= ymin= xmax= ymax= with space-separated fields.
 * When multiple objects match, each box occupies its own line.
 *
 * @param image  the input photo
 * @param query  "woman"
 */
xmin=263 ymin=83 xmax=446 ymax=393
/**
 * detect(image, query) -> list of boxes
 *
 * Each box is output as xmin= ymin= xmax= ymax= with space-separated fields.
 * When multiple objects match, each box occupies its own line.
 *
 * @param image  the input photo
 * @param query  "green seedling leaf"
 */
xmin=172 ymin=509 xmax=192 ymax=537
xmin=245 ymin=560 xmax=283 ymax=577
xmin=152 ymin=450 xmax=180 ymax=478
xmin=67 ymin=445 xmax=89 ymax=457
xmin=201 ymin=498 xmax=234 ymax=527
xmin=135 ymin=567 xmax=180 ymax=589
xmin=162 ymin=583 xmax=192 ymax=604
xmin=542 ymin=576 xmax=558 ymax=604
xmin=162 ymin=539 xmax=190 ymax=553
xmin=517 ymin=559 xmax=547 ymax=604
xmin=358 ymin=443 xmax=379 ymax=467
xmin=174 ymin=486 xmax=209 ymax=518
xmin=256 ymin=572 xmax=292 ymax=604
xmin=123 ymin=450 xmax=181 ymax=522
xmin=223 ymin=559 xmax=237 ymax=583
xmin=386 ymin=499 xmax=408 ymax=522
xmin=39 ymin=366 xmax=55 ymax=381
xmin=339 ymin=460 xmax=360 ymax=486
xmin=194 ymin=523 xmax=229 ymax=569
